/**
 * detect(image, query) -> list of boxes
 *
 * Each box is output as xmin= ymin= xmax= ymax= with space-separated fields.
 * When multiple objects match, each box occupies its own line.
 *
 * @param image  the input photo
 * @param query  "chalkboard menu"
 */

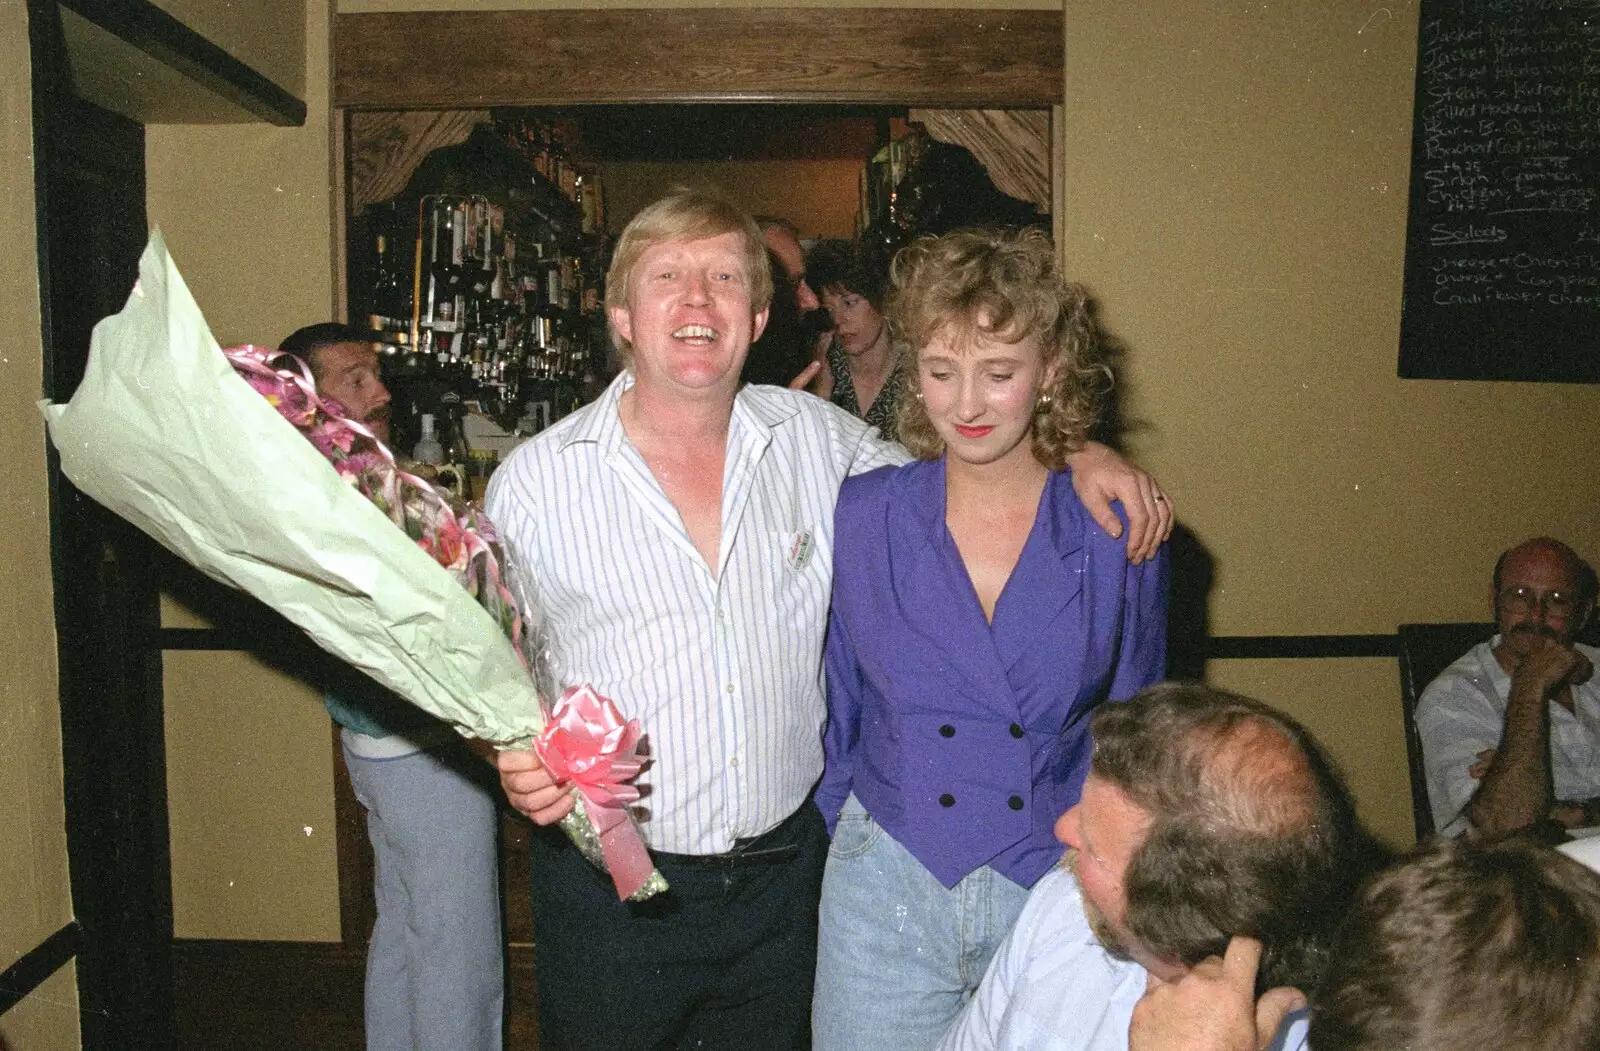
xmin=1398 ymin=0 xmax=1600 ymax=382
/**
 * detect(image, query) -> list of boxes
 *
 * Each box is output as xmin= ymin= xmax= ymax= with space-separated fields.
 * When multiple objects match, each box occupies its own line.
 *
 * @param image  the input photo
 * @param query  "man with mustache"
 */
xmin=278 ymin=323 xmax=505 ymax=1051
xmin=280 ymin=322 xmax=393 ymax=441
xmin=1416 ymin=536 xmax=1600 ymax=836
xmin=934 ymin=683 xmax=1363 ymax=1051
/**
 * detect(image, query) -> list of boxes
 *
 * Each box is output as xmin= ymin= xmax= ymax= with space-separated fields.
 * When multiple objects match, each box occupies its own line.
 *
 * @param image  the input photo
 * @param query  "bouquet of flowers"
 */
xmin=40 ymin=231 xmax=664 ymax=901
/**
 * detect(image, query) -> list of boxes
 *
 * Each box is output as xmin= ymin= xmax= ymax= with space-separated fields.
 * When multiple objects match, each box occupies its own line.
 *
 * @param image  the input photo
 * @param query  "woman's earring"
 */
xmin=1036 ymin=389 xmax=1054 ymax=410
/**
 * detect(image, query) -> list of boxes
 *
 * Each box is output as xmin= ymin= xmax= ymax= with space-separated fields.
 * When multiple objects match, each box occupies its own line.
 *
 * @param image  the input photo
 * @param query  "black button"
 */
xmin=940 ymin=793 xmax=956 ymax=807
xmin=1009 ymin=723 xmax=1024 ymax=738
xmin=940 ymin=724 xmax=956 ymax=738
xmin=1008 ymin=795 xmax=1024 ymax=811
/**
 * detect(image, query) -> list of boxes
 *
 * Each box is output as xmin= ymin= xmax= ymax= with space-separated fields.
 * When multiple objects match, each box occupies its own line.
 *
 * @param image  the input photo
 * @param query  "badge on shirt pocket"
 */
xmin=786 ymin=530 xmax=815 ymax=572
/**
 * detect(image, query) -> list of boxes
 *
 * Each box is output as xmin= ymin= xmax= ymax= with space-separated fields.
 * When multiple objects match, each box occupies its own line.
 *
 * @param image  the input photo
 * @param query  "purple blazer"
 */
xmin=815 ymin=458 xmax=1168 ymax=889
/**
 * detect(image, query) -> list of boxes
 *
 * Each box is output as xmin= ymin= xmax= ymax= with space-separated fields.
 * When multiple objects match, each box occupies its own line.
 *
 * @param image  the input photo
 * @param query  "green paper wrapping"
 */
xmin=40 ymin=230 xmax=545 ymax=747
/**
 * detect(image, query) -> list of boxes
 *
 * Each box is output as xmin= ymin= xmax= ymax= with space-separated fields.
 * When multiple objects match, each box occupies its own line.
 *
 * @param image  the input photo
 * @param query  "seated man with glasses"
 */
xmin=1416 ymin=537 xmax=1599 ymax=836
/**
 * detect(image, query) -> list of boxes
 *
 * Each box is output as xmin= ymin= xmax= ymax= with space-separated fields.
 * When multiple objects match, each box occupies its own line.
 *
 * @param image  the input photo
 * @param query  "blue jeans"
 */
xmin=812 ymin=794 xmax=1032 ymax=1051
xmin=343 ymin=736 xmax=503 ymax=1051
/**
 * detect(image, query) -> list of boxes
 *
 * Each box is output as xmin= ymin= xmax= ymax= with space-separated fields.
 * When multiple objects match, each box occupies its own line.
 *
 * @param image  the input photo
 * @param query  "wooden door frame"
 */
xmin=30 ymin=2 xmax=171 ymax=1045
xmin=27 ymin=0 xmax=310 ymax=1042
xmin=329 ymin=4 xmax=1065 ymax=949
xmin=333 ymin=8 xmax=1064 ymax=110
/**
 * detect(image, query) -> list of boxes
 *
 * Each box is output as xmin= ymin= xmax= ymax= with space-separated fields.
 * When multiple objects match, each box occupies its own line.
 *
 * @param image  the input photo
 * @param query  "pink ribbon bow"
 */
xmin=534 ymin=685 xmax=655 ymax=900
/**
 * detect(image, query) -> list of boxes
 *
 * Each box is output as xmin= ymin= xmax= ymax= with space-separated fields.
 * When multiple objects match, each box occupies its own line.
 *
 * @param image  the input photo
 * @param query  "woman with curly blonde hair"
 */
xmin=812 ymin=226 xmax=1170 ymax=1051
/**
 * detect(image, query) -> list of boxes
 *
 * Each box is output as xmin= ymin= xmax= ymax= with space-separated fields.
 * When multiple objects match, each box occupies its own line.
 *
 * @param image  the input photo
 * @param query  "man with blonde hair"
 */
xmin=488 ymin=188 xmax=1170 ymax=1050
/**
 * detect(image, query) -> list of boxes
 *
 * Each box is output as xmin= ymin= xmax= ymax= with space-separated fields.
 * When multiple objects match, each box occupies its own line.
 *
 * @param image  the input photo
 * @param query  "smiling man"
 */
xmin=485 ymin=189 xmax=1173 ymax=1051
xmin=1416 ymin=536 xmax=1600 ymax=836
xmin=936 ymin=683 xmax=1362 ymax=1051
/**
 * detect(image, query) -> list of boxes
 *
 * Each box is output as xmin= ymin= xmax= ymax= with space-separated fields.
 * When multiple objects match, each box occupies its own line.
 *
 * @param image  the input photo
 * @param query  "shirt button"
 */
xmin=940 ymin=793 xmax=956 ymax=808
xmin=726 ymin=683 xmax=736 ymax=694
xmin=1010 ymin=723 xmax=1024 ymax=739
xmin=939 ymin=724 xmax=956 ymax=738
xmin=1008 ymin=795 xmax=1024 ymax=811
xmin=730 ymin=757 xmax=740 ymax=768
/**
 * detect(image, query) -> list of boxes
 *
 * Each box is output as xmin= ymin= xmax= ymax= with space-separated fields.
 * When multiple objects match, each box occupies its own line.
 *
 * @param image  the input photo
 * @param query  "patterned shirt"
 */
xmin=1416 ymin=638 xmax=1600 ymax=836
xmin=827 ymin=337 xmax=905 ymax=444
xmin=485 ymin=374 xmax=906 ymax=855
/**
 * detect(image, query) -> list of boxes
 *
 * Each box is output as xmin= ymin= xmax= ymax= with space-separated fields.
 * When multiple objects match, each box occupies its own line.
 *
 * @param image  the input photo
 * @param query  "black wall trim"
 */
xmin=58 ymin=0 xmax=306 ymax=126
xmin=0 ymin=921 xmax=83 ymax=1017
xmin=1205 ymin=634 xmax=1399 ymax=660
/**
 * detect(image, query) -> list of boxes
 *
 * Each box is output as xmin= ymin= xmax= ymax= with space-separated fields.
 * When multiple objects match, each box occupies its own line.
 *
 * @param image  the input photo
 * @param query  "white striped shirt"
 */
xmin=486 ymin=373 xmax=906 ymax=855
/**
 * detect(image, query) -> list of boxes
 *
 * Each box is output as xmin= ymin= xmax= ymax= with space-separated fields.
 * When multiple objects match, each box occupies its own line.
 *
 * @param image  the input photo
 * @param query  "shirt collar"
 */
xmin=556 ymin=370 xmax=630 ymax=455
xmin=558 ymin=371 xmax=802 ymax=454
xmin=898 ymin=458 xmax=1082 ymax=557
xmin=730 ymin=381 xmax=802 ymax=440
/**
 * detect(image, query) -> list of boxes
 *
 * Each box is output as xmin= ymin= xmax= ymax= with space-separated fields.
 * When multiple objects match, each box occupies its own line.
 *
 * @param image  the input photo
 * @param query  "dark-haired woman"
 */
xmin=810 ymin=240 xmax=905 ymax=443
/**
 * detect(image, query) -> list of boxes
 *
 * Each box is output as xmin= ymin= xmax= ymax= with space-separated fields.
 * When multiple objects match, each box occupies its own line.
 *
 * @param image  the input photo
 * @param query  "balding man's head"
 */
xmin=1490 ymin=537 xmax=1596 ymax=654
xmin=1088 ymin=683 xmax=1362 ymax=991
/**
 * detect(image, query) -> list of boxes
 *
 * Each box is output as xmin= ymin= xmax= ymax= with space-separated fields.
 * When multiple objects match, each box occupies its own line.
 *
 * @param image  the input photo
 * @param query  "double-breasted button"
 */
xmin=940 ymin=793 xmax=956 ymax=807
xmin=940 ymin=724 xmax=956 ymax=738
xmin=1009 ymin=723 xmax=1024 ymax=738
xmin=1008 ymin=795 xmax=1024 ymax=811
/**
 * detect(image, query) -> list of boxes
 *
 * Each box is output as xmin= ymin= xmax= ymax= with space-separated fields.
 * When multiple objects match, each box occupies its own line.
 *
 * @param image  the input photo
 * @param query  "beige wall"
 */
xmin=154 ymin=0 xmax=1600 ymax=941
xmin=163 ymin=653 xmax=340 ymax=941
xmin=148 ymin=0 xmax=344 ymax=941
xmin=0 ymin=0 xmax=80 ymax=1046
xmin=601 ymin=159 xmax=863 ymax=238
xmin=1062 ymin=0 xmax=1600 ymax=844
xmin=150 ymin=0 xmax=307 ymax=98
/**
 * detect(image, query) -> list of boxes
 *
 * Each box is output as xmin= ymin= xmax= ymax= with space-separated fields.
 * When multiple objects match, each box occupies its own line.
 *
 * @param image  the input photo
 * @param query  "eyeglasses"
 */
xmin=1497 ymin=585 xmax=1581 ymax=618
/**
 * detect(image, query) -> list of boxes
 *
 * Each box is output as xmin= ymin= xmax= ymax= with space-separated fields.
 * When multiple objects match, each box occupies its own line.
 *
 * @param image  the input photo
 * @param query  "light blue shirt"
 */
xmin=937 ymin=865 xmax=1310 ymax=1051
xmin=485 ymin=373 xmax=904 ymax=855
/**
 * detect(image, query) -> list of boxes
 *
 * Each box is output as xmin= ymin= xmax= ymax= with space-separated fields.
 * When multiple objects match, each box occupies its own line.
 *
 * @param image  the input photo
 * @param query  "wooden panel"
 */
xmin=174 ymin=939 xmax=541 ymax=1049
xmin=334 ymin=8 xmax=1063 ymax=108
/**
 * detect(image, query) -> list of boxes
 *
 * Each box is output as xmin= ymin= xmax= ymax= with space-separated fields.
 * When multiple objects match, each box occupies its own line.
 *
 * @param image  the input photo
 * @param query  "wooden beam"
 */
xmin=334 ymin=9 xmax=1063 ymax=109
xmin=58 ymin=0 xmax=306 ymax=126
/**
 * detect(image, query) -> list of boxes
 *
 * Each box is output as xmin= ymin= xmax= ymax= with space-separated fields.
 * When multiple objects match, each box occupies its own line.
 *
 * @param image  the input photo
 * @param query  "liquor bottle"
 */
xmin=550 ymin=130 xmax=577 ymax=202
xmin=425 ymin=202 xmax=463 ymax=333
xmin=442 ymin=403 xmax=472 ymax=468
xmin=576 ymin=174 xmax=594 ymax=234
xmin=421 ymin=204 xmax=443 ymax=328
xmin=446 ymin=203 xmax=467 ymax=331
xmin=541 ymin=261 xmax=567 ymax=376
xmin=373 ymin=231 xmax=406 ymax=322
xmin=412 ymin=413 xmax=445 ymax=465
